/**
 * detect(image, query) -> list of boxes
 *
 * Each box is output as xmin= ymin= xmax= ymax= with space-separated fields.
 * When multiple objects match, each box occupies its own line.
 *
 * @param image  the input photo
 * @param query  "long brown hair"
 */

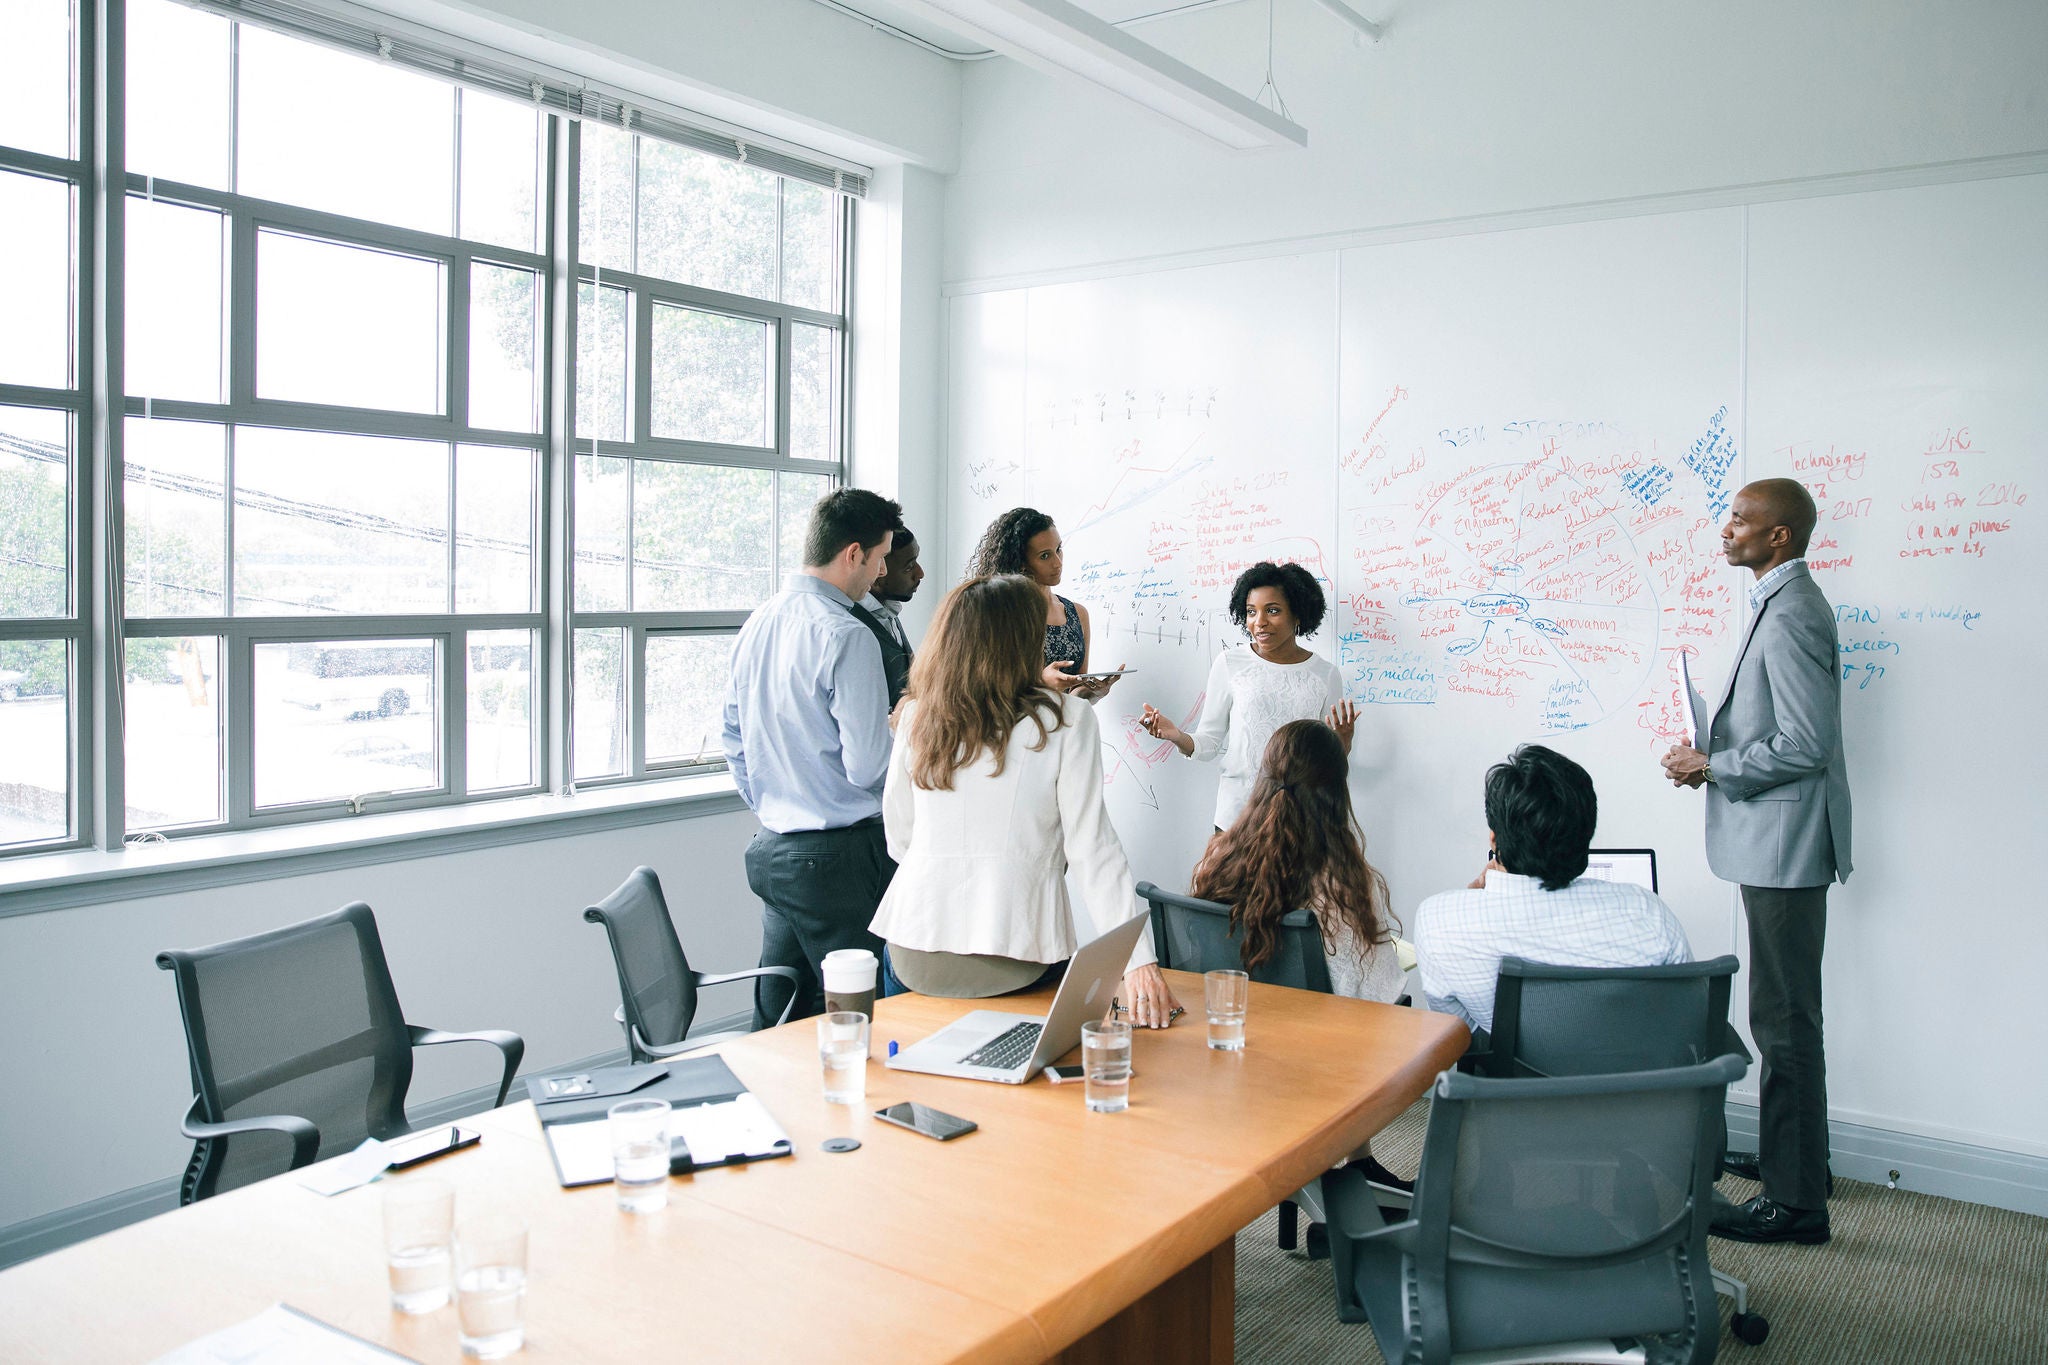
xmin=906 ymin=574 xmax=1066 ymax=790
xmin=1190 ymin=720 xmax=1394 ymax=971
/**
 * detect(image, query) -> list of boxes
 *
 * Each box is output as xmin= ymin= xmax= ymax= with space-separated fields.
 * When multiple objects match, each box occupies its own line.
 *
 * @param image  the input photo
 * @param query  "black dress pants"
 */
xmin=1741 ymin=883 xmax=1831 ymax=1210
xmin=745 ymin=821 xmax=895 ymax=1030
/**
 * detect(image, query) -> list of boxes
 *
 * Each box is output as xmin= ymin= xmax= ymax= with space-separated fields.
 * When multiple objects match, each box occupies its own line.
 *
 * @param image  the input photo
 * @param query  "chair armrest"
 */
xmin=630 ymin=1024 xmax=728 ymax=1060
xmin=695 ymin=965 xmax=804 ymax=1027
xmin=410 ymin=1025 xmax=526 ymax=1109
xmin=180 ymin=1095 xmax=320 ymax=1170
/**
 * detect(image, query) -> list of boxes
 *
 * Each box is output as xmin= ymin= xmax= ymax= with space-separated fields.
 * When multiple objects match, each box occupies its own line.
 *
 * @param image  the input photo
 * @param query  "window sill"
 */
xmin=0 ymin=775 xmax=748 ymax=918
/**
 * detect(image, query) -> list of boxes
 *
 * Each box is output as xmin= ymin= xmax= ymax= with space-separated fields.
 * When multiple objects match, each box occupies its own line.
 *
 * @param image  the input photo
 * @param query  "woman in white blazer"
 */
xmin=871 ymin=573 xmax=1182 ymax=1029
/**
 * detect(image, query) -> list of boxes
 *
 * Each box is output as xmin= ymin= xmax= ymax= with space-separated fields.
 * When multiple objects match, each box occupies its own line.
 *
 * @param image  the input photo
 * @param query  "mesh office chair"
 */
xmin=583 ymin=866 xmax=802 ymax=1061
xmin=157 ymin=902 xmax=524 ymax=1204
xmin=1323 ymin=1055 xmax=1746 ymax=1365
xmin=1474 ymin=955 xmax=1768 ymax=1346
xmin=1138 ymin=881 xmax=1379 ymax=1253
xmin=1137 ymin=880 xmax=1333 ymax=988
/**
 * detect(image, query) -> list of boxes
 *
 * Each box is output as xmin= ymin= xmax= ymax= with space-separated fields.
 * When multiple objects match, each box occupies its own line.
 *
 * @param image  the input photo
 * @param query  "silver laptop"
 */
xmin=885 ymin=912 xmax=1150 ymax=1085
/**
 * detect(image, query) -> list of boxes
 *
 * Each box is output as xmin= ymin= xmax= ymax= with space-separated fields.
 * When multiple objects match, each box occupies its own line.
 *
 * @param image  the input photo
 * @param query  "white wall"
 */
xmin=944 ymin=0 xmax=2048 ymax=282
xmin=0 ymin=809 xmax=762 ymax=1228
xmin=854 ymin=162 xmax=951 ymax=639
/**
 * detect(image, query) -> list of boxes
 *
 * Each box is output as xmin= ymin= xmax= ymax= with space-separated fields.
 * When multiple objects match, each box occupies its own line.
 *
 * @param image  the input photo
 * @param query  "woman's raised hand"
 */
xmin=1327 ymin=699 xmax=1359 ymax=751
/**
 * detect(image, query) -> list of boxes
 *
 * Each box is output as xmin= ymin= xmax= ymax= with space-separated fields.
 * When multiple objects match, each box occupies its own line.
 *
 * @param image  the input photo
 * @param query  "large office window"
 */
xmin=119 ymin=1 xmax=547 ymax=830
xmin=0 ymin=0 xmax=857 ymax=854
xmin=569 ymin=123 xmax=846 ymax=785
xmin=0 ymin=0 xmax=84 ymax=852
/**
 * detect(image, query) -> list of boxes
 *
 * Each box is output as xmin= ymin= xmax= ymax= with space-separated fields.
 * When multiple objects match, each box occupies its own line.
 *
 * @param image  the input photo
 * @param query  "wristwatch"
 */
xmin=1702 ymin=763 xmax=1714 ymax=784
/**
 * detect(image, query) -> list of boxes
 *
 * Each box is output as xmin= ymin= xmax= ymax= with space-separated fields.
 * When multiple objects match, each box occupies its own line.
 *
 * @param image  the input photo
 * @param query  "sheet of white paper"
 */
xmin=696 ymin=1093 xmax=790 ymax=1162
xmin=543 ymin=1118 xmax=615 ymax=1185
xmin=296 ymin=1139 xmax=391 ymax=1197
xmin=149 ymin=1304 xmax=415 ymax=1364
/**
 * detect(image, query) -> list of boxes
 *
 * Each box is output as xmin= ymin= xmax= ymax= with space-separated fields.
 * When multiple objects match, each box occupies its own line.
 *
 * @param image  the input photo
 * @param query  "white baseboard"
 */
xmin=0 ymin=1011 xmax=749 ymax=1271
xmin=1722 ymin=1101 xmax=2048 ymax=1218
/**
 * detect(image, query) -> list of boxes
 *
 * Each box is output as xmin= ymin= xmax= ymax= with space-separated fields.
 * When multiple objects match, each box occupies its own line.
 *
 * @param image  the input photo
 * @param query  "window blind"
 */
xmin=181 ymin=0 xmax=871 ymax=197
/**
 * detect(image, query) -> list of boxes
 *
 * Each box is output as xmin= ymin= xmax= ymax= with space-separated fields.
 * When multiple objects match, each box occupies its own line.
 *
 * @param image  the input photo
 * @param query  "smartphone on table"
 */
xmin=872 ymin=1102 xmax=978 ymax=1141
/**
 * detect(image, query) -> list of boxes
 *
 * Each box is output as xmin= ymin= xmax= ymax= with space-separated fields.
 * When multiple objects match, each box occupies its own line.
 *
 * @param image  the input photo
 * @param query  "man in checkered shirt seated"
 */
xmin=1413 ymin=744 xmax=1691 ymax=1041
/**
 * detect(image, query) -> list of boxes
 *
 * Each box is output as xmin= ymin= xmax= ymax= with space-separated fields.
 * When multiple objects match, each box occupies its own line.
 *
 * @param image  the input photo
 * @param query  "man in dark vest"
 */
xmin=851 ymin=525 xmax=923 ymax=707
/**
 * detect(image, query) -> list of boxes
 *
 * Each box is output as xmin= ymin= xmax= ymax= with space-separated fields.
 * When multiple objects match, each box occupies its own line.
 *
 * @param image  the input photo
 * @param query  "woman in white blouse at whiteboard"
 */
xmin=871 ymin=574 xmax=1182 ymax=1029
xmin=1139 ymin=561 xmax=1358 ymax=830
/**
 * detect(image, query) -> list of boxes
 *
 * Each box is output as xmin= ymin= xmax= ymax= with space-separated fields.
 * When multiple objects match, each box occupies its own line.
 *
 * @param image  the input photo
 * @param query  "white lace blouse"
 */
xmin=1184 ymin=647 xmax=1346 ymax=829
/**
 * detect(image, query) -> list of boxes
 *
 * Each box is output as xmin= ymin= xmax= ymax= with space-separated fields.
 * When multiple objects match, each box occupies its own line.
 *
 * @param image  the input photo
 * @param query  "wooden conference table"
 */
xmin=0 ymin=971 xmax=1467 ymax=1364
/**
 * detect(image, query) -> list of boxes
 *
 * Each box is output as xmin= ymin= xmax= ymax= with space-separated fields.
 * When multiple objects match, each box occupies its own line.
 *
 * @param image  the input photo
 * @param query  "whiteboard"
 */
xmin=1745 ymin=174 xmax=2048 ymax=1154
xmin=945 ymin=173 xmax=2046 ymax=1155
xmin=948 ymin=255 xmax=1338 ymax=932
xmin=1334 ymin=208 xmax=1747 ymax=964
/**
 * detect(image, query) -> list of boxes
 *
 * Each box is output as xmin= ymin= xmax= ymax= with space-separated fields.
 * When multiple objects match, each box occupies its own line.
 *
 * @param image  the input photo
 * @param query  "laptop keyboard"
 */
xmin=958 ymin=1022 xmax=1043 ymax=1071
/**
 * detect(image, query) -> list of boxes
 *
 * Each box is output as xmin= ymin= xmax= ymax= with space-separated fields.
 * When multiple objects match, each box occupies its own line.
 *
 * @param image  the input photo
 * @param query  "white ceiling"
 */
xmin=829 ymin=0 xmax=1252 ymax=58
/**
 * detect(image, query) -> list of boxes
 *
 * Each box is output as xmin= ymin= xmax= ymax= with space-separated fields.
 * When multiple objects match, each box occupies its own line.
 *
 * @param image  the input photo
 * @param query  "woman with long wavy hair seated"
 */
xmin=1191 ymin=718 xmax=1410 ymax=1187
xmin=871 ymin=574 xmax=1182 ymax=1027
xmin=1190 ymin=718 xmax=1403 ymax=1004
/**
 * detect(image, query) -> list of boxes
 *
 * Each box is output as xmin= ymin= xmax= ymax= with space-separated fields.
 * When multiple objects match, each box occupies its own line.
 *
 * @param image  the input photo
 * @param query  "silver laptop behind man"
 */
xmin=885 ymin=912 xmax=1150 ymax=1085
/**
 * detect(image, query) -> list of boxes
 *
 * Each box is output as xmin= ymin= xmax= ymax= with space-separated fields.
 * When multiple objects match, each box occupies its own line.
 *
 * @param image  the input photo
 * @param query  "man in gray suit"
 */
xmin=1662 ymin=478 xmax=1851 ymax=1246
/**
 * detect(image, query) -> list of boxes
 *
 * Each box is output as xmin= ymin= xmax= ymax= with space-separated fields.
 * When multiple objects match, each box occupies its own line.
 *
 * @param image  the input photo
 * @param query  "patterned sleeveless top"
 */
xmin=1043 ymin=595 xmax=1086 ymax=676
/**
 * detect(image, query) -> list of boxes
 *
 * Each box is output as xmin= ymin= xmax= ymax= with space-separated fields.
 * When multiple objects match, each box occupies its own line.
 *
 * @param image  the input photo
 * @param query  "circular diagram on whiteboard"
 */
xmin=1398 ymin=459 xmax=1663 ymax=726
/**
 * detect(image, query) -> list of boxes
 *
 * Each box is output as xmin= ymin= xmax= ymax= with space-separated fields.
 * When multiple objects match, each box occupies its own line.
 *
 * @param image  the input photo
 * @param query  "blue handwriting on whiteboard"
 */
xmin=1684 ymin=406 xmax=1739 ymax=519
xmin=1619 ymin=463 xmax=1676 ymax=509
xmin=1348 ymin=650 xmax=1440 ymax=706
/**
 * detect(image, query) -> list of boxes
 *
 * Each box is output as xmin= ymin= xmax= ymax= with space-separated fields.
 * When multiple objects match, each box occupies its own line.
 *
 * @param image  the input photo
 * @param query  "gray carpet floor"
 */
xmin=1235 ymin=1101 xmax=2048 ymax=1364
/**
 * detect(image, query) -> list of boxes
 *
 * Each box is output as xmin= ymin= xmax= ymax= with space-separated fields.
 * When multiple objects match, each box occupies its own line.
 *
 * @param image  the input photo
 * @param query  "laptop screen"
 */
xmin=1584 ymin=848 xmax=1658 ymax=893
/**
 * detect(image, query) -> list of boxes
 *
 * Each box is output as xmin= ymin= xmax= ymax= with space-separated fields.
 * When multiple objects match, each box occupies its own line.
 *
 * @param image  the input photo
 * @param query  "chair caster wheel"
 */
xmin=1305 ymin=1222 xmax=1329 ymax=1261
xmin=1731 ymin=1311 xmax=1770 ymax=1345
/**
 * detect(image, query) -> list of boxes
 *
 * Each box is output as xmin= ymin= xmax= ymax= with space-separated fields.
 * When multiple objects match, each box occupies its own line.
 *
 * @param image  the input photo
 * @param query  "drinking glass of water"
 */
xmin=608 ymin=1097 xmax=672 ymax=1214
xmin=381 ymin=1177 xmax=453 ymax=1314
xmin=1205 ymin=969 xmax=1249 ymax=1052
xmin=818 ymin=1011 xmax=869 ymax=1105
xmin=453 ymin=1214 xmax=528 ymax=1358
xmin=1080 ymin=1020 xmax=1132 ymax=1113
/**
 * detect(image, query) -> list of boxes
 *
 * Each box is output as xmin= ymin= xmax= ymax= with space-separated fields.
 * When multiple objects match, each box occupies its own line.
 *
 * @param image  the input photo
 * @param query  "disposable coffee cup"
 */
xmin=821 ymin=949 xmax=879 ymax=1039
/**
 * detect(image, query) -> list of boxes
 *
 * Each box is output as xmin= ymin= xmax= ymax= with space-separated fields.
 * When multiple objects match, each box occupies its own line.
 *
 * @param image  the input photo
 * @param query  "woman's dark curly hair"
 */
xmin=967 ymin=507 xmax=1056 ymax=578
xmin=1228 ymin=561 xmax=1327 ymax=638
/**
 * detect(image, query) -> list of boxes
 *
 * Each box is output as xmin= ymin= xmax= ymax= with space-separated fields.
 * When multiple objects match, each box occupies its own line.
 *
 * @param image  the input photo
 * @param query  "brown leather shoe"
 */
xmin=1710 ymin=1193 xmax=1831 ymax=1245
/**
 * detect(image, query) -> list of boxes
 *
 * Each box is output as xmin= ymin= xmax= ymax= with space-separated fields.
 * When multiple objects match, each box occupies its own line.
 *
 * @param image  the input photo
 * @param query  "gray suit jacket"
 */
xmin=1690 ymin=563 xmax=1853 ymax=889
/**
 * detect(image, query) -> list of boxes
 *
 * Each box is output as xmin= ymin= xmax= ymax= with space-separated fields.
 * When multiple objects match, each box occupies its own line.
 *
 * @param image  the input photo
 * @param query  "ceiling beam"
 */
xmin=1310 ymin=0 xmax=1384 ymax=44
xmin=890 ymin=0 xmax=1308 ymax=150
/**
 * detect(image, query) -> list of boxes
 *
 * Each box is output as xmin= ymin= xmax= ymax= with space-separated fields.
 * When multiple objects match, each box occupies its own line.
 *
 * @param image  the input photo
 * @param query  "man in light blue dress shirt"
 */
xmin=723 ymin=488 xmax=904 ymax=1028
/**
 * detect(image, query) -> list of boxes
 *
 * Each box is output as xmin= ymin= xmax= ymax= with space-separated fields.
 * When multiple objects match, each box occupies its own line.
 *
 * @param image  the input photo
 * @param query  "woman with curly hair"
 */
xmin=966 ymin=507 xmax=1123 ymax=702
xmin=870 ymin=574 xmax=1181 ymax=1027
xmin=1189 ymin=719 xmax=1401 ymax=1002
xmin=1139 ymin=560 xmax=1358 ymax=830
